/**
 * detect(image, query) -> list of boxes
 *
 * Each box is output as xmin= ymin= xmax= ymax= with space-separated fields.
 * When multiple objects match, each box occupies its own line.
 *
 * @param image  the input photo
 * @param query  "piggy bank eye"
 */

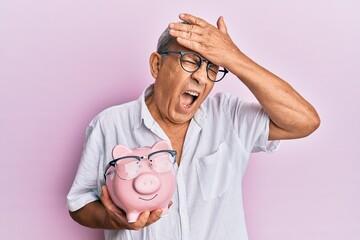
xmin=150 ymin=152 xmax=175 ymax=173
xmin=115 ymin=157 xmax=140 ymax=180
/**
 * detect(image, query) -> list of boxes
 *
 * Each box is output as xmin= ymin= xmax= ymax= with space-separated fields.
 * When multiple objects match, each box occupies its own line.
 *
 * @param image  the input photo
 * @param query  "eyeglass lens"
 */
xmin=180 ymin=52 xmax=226 ymax=81
xmin=114 ymin=152 xmax=175 ymax=179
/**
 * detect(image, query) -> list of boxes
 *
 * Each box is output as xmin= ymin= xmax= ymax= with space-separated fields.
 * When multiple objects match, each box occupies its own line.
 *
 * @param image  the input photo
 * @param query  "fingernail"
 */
xmin=180 ymin=13 xmax=185 ymax=18
xmin=169 ymin=23 xmax=175 ymax=28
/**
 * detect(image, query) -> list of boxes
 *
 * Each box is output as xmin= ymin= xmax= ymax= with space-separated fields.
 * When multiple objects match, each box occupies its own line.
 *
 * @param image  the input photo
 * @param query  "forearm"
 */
xmin=69 ymin=186 xmax=161 ymax=231
xmin=227 ymin=51 xmax=320 ymax=139
xmin=69 ymin=200 xmax=116 ymax=229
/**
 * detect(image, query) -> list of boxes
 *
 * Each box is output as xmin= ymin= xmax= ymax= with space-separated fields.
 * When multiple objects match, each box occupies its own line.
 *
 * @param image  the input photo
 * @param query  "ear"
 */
xmin=151 ymin=140 xmax=172 ymax=151
xmin=149 ymin=52 xmax=162 ymax=79
xmin=112 ymin=144 xmax=132 ymax=159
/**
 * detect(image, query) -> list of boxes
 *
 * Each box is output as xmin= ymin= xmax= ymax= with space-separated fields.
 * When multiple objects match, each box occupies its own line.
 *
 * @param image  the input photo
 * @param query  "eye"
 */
xmin=208 ymin=63 xmax=219 ymax=73
xmin=181 ymin=53 xmax=201 ymax=70
xmin=182 ymin=60 xmax=198 ymax=66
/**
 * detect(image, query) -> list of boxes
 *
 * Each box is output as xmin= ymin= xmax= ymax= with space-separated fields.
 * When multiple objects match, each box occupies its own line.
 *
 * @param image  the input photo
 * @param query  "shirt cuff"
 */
xmin=252 ymin=115 xmax=280 ymax=153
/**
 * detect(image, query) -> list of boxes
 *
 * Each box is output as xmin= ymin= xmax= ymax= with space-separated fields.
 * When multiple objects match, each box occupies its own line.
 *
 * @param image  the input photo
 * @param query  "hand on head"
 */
xmin=168 ymin=13 xmax=241 ymax=69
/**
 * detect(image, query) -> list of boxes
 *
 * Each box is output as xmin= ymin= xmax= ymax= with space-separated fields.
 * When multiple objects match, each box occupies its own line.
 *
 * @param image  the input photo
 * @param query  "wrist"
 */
xmin=225 ymin=50 xmax=253 ymax=77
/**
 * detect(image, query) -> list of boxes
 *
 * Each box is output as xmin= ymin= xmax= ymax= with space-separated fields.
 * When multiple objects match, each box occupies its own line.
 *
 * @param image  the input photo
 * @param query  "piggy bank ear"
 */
xmin=151 ymin=140 xmax=172 ymax=151
xmin=112 ymin=144 xmax=132 ymax=159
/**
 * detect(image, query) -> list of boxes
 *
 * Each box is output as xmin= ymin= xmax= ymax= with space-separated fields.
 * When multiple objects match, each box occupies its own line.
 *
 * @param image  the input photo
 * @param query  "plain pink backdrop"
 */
xmin=1 ymin=0 xmax=359 ymax=239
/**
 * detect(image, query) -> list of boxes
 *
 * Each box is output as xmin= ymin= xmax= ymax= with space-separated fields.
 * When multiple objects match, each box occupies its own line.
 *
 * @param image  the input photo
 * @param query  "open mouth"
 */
xmin=139 ymin=194 xmax=158 ymax=201
xmin=180 ymin=90 xmax=199 ymax=109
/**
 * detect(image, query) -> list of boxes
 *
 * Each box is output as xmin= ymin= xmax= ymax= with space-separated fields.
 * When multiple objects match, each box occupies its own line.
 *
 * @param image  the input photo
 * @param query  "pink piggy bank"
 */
xmin=104 ymin=140 xmax=177 ymax=222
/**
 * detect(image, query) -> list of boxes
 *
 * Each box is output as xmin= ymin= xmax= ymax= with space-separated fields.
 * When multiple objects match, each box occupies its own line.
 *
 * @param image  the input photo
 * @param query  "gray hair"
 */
xmin=156 ymin=21 xmax=189 ymax=53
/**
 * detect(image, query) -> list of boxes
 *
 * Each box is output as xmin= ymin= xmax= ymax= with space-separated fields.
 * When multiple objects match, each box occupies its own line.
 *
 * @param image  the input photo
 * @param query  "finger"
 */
xmin=176 ymin=37 xmax=203 ymax=52
xmin=169 ymin=29 xmax=202 ymax=42
xmin=130 ymin=211 xmax=150 ymax=230
xmin=169 ymin=22 xmax=202 ymax=35
xmin=100 ymin=185 xmax=108 ymax=199
xmin=168 ymin=201 xmax=173 ymax=208
xmin=101 ymin=186 xmax=126 ymax=215
xmin=179 ymin=13 xmax=208 ymax=28
xmin=217 ymin=16 xmax=228 ymax=34
xmin=145 ymin=209 xmax=163 ymax=226
xmin=100 ymin=185 xmax=130 ymax=229
xmin=100 ymin=185 xmax=115 ymax=210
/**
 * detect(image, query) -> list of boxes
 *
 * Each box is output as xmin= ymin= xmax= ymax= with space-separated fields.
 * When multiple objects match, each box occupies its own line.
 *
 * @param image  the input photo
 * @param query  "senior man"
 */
xmin=67 ymin=13 xmax=320 ymax=240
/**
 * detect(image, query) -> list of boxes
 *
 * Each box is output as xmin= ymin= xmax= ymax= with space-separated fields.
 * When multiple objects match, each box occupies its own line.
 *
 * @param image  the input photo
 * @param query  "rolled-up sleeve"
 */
xmin=222 ymin=93 xmax=280 ymax=154
xmin=251 ymin=108 xmax=280 ymax=153
xmin=66 ymin=118 xmax=104 ymax=212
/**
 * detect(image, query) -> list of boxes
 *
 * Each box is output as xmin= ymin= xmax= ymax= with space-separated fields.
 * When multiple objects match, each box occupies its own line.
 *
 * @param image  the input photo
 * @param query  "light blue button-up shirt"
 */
xmin=67 ymin=85 xmax=279 ymax=240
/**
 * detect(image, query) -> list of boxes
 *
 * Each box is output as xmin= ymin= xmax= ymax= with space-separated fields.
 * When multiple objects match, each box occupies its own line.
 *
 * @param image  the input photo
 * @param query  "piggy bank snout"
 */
xmin=133 ymin=173 xmax=161 ymax=194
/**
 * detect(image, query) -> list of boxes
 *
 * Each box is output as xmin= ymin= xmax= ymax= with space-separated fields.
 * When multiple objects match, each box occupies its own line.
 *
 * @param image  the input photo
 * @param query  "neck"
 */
xmin=145 ymin=94 xmax=190 ymax=163
xmin=145 ymin=95 xmax=191 ymax=137
xmin=146 ymin=95 xmax=190 ymax=127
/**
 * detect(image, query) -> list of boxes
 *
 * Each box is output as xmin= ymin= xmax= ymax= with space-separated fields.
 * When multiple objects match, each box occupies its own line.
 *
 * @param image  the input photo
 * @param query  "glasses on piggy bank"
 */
xmin=104 ymin=150 xmax=177 ymax=180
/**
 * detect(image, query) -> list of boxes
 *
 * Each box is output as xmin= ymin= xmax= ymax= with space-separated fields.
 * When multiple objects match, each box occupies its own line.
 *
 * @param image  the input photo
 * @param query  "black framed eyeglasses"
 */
xmin=104 ymin=150 xmax=177 ymax=180
xmin=161 ymin=51 xmax=228 ymax=82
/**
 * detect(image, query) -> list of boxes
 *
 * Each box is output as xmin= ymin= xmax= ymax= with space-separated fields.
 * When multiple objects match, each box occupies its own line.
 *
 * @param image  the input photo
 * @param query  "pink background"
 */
xmin=1 ymin=0 xmax=359 ymax=239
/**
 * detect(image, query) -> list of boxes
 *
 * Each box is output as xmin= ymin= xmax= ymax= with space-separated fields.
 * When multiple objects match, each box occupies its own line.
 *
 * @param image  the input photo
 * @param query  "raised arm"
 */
xmin=168 ymin=13 xmax=320 ymax=140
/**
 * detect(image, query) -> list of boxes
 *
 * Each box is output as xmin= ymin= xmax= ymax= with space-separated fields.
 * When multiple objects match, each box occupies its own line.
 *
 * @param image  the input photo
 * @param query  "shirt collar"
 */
xmin=135 ymin=84 xmax=207 ymax=130
xmin=134 ymin=84 xmax=154 ymax=130
xmin=193 ymin=104 xmax=206 ymax=127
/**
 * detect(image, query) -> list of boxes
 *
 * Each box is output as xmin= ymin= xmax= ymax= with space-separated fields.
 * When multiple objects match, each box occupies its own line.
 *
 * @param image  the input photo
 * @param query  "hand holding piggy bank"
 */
xmin=104 ymin=140 xmax=177 ymax=222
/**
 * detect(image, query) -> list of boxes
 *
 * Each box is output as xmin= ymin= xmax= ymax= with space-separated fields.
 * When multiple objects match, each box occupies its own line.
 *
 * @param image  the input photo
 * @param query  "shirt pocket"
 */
xmin=195 ymin=142 xmax=235 ymax=201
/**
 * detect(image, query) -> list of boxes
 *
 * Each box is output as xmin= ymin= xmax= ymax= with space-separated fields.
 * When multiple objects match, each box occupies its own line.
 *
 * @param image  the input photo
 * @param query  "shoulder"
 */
xmin=203 ymin=92 xmax=246 ymax=114
xmin=203 ymin=92 xmax=231 ymax=109
xmin=202 ymin=92 xmax=265 ymax=127
xmin=199 ymin=92 xmax=236 ymax=127
xmin=205 ymin=92 xmax=262 ymax=112
xmin=89 ymin=99 xmax=139 ymax=128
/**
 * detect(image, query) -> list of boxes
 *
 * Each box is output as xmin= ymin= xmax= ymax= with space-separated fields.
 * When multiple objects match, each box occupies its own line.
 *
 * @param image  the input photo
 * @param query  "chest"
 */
xmin=167 ymin=128 xmax=188 ymax=164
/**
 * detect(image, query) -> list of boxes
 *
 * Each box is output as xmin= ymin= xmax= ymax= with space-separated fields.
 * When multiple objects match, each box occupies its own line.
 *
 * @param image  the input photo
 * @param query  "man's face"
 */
xmin=149 ymin=45 xmax=215 ymax=125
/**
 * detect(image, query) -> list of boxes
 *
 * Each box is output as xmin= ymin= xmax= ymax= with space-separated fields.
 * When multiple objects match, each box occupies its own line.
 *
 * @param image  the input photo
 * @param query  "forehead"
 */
xmin=167 ymin=42 xmax=208 ymax=61
xmin=173 ymin=44 xmax=190 ymax=52
xmin=168 ymin=42 xmax=197 ymax=54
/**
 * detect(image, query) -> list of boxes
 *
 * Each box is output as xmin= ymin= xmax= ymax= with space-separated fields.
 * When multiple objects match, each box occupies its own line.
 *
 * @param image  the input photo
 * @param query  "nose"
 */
xmin=133 ymin=173 xmax=161 ymax=194
xmin=190 ymin=62 xmax=208 ymax=85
